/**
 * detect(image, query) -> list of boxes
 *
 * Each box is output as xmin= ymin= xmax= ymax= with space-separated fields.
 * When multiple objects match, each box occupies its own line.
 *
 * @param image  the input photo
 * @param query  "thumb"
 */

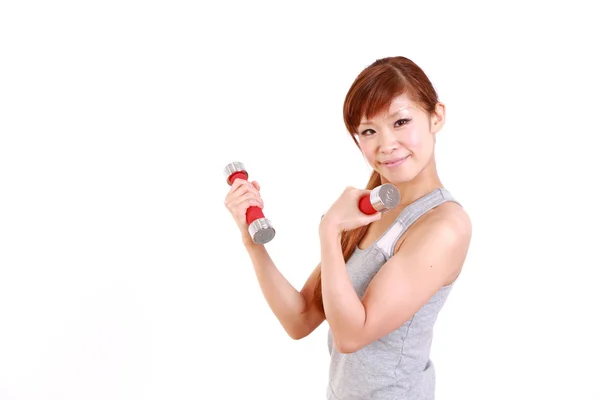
xmin=366 ymin=212 xmax=382 ymax=223
xmin=357 ymin=188 xmax=373 ymax=198
xmin=252 ymin=181 xmax=261 ymax=191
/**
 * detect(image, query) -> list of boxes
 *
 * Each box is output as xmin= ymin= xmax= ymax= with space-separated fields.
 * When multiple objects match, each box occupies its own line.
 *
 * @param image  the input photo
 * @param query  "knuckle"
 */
xmin=236 ymin=180 xmax=247 ymax=189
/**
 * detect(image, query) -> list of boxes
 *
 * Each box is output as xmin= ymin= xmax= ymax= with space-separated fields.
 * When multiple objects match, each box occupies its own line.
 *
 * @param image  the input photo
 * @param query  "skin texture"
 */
xmin=224 ymin=93 xmax=472 ymax=351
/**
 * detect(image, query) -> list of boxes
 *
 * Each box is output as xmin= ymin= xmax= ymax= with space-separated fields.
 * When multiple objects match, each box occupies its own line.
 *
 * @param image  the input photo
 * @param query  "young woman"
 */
xmin=224 ymin=56 xmax=472 ymax=399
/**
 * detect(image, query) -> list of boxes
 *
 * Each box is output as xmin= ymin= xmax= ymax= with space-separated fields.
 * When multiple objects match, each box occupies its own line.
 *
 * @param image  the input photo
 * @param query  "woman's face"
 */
xmin=355 ymin=93 xmax=444 ymax=184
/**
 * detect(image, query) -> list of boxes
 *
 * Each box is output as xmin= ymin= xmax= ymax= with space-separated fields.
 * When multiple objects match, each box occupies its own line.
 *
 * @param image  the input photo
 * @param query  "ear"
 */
xmin=431 ymin=102 xmax=446 ymax=134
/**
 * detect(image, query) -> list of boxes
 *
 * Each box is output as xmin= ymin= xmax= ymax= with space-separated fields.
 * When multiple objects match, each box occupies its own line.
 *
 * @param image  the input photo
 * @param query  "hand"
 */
xmin=224 ymin=178 xmax=264 ymax=238
xmin=320 ymin=186 xmax=382 ymax=235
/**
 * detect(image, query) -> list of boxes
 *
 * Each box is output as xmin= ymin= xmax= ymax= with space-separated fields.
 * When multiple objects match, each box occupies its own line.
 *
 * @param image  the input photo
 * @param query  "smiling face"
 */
xmin=355 ymin=93 xmax=445 ymax=185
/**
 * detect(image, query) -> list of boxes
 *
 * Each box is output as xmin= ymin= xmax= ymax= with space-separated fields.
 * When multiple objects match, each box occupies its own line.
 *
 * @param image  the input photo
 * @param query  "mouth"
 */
xmin=380 ymin=155 xmax=410 ymax=168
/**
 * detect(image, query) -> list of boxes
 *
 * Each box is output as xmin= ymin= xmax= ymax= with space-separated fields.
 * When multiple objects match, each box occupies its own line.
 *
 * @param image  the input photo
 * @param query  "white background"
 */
xmin=1 ymin=1 xmax=599 ymax=399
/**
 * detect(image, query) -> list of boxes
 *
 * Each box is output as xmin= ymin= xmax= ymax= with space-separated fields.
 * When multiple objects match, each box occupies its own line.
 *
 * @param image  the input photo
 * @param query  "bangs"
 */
xmin=344 ymin=67 xmax=408 ymax=134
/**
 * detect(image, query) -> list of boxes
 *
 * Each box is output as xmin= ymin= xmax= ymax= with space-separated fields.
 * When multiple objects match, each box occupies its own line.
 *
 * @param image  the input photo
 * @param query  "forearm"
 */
xmin=243 ymin=240 xmax=309 ymax=336
xmin=319 ymin=228 xmax=366 ymax=348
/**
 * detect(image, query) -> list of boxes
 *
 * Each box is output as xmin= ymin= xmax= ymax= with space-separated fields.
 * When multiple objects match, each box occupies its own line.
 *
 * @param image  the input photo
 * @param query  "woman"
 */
xmin=224 ymin=56 xmax=472 ymax=399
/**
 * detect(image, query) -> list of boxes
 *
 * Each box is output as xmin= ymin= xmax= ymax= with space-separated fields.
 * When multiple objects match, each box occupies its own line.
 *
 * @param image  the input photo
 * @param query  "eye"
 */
xmin=394 ymin=118 xmax=411 ymax=127
xmin=359 ymin=128 xmax=376 ymax=136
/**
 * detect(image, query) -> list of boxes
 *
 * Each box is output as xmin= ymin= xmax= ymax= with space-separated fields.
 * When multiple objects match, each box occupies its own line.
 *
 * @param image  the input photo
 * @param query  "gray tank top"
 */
xmin=326 ymin=187 xmax=460 ymax=400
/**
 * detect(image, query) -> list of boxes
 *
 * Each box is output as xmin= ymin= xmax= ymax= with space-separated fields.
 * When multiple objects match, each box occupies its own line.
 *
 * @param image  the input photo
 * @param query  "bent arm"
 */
xmin=319 ymin=213 xmax=471 ymax=353
xmin=244 ymin=240 xmax=325 ymax=340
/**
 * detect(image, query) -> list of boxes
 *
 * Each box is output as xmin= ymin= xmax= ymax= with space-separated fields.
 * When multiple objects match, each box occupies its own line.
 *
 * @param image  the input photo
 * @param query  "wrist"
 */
xmin=241 ymin=231 xmax=258 ymax=248
xmin=319 ymin=222 xmax=341 ymax=241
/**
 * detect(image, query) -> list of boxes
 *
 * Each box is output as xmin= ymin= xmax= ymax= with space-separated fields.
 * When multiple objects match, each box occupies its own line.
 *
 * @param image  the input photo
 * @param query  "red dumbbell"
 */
xmin=358 ymin=183 xmax=400 ymax=214
xmin=224 ymin=161 xmax=276 ymax=245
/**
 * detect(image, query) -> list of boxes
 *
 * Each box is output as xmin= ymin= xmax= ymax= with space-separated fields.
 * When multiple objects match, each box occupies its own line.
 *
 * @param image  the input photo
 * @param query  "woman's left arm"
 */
xmin=319 ymin=213 xmax=471 ymax=354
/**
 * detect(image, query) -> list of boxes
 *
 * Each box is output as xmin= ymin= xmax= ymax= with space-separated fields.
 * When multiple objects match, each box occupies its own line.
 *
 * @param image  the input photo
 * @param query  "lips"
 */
xmin=381 ymin=155 xmax=409 ymax=166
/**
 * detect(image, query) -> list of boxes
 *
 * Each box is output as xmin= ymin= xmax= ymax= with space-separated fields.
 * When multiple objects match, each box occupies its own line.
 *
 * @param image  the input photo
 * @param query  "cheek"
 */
xmin=404 ymin=128 xmax=424 ymax=150
xmin=364 ymin=153 xmax=378 ymax=167
xmin=360 ymin=143 xmax=378 ymax=164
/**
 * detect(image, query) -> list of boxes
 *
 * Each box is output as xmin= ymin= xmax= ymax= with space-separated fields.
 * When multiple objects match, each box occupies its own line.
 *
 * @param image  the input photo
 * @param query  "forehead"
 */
xmin=359 ymin=93 xmax=417 ymax=125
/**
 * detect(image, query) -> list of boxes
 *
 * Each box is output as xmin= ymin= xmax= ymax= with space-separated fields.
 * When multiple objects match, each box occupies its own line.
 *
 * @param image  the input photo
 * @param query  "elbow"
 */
xmin=288 ymin=330 xmax=308 ymax=341
xmin=285 ymin=325 xmax=309 ymax=341
xmin=334 ymin=338 xmax=361 ymax=354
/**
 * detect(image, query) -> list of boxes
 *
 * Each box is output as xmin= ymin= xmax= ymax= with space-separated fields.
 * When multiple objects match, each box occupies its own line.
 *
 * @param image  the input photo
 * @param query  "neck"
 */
xmin=382 ymin=156 xmax=443 ymax=207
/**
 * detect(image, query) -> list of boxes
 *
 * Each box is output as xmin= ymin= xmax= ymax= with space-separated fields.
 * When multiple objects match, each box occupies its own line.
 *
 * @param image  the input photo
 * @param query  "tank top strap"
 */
xmin=373 ymin=188 xmax=460 ymax=260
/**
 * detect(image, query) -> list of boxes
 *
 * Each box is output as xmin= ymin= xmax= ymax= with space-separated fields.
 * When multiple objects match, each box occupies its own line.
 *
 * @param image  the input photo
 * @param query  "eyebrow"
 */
xmin=360 ymin=107 xmax=411 ymax=126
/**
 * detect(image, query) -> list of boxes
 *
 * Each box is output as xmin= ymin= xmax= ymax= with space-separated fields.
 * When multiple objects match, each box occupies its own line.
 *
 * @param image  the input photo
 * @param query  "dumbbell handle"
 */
xmin=227 ymin=171 xmax=264 ymax=225
xmin=359 ymin=195 xmax=379 ymax=214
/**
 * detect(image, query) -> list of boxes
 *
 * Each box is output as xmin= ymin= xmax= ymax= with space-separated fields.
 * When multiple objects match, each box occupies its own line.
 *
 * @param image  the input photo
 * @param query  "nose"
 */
xmin=378 ymin=128 xmax=398 ymax=154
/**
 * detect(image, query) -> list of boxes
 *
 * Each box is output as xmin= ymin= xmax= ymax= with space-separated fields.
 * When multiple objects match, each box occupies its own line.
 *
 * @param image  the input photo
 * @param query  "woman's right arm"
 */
xmin=224 ymin=178 xmax=325 ymax=340
xmin=244 ymin=241 xmax=325 ymax=339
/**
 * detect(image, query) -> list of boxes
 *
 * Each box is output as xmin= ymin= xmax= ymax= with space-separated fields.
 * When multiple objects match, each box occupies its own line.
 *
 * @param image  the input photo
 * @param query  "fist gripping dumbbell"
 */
xmin=321 ymin=183 xmax=400 ymax=220
xmin=224 ymin=161 xmax=276 ymax=245
xmin=359 ymin=183 xmax=400 ymax=214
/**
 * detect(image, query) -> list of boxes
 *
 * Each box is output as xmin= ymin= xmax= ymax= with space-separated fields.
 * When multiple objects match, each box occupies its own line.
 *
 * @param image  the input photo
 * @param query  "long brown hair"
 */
xmin=312 ymin=56 xmax=440 ymax=315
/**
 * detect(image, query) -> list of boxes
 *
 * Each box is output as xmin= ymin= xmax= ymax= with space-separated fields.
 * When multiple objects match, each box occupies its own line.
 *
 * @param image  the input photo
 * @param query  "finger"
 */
xmin=228 ymin=191 xmax=262 ymax=210
xmin=367 ymin=212 xmax=383 ymax=223
xmin=227 ymin=181 xmax=260 ymax=202
xmin=251 ymin=181 xmax=260 ymax=191
xmin=225 ymin=189 xmax=261 ymax=212
xmin=353 ymin=189 xmax=373 ymax=203
xmin=358 ymin=211 xmax=381 ymax=225
xmin=230 ymin=192 xmax=264 ymax=210
xmin=235 ymin=198 xmax=264 ymax=220
xmin=225 ymin=185 xmax=248 ymax=208
xmin=227 ymin=178 xmax=249 ymax=195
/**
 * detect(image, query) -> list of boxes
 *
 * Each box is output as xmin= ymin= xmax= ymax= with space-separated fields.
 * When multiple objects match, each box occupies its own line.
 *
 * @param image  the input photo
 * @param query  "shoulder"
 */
xmin=391 ymin=200 xmax=472 ymax=285
xmin=427 ymin=200 xmax=472 ymax=240
xmin=396 ymin=200 xmax=471 ymax=252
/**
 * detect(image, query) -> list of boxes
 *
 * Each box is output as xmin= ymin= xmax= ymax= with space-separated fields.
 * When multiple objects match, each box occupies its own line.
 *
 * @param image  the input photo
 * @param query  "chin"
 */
xmin=379 ymin=172 xmax=411 ymax=185
xmin=378 ymin=167 xmax=418 ymax=185
xmin=379 ymin=158 xmax=427 ymax=184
